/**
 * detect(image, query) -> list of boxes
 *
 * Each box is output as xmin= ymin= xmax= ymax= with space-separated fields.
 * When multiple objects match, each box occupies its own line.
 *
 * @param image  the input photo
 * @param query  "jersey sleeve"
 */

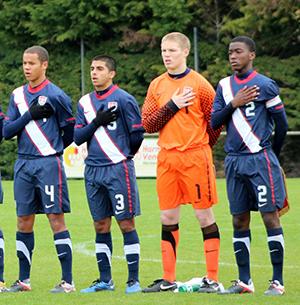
xmin=55 ymin=92 xmax=75 ymax=128
xmin=3 ymin=93 xmax=31 ymax=139
xmin=122 ymin=95 xmax=144 ymax=134
xmin=211 ymin=84 xmax=234 ymax=130
xmin=75 ymin=102 xmax=87 ymax=128
xmin=73 ymin=101 xmax=98 ymax=146
xmin=142 ymin=83 xmax=179 ymax=133
xmin=265 ymin=80 xmax=285 ymax=114
xmin=200 ymin=80 xmax=223 ymax=147
xmin=5 ymin=94 xmax=20 ymax=121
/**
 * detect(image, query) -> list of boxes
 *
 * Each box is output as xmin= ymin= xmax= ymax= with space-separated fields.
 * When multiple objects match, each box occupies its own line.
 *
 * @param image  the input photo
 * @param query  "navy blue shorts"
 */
xmin=84 ymin=159 xmax=141 ymax=221
xmin=14 ymin=156 xmax=71 ymax=216
xmin=225 ymin=149 xmax=285 ymax=215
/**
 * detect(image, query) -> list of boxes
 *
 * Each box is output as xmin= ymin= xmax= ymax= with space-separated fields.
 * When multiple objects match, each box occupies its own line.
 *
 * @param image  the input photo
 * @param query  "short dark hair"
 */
xmin=24 ymin=46 xmax=49 ymax=62
xmin=92 ymin=55 xmax=116 ymax=72
xmin=231 ymin=36 xmax=256 ymax=52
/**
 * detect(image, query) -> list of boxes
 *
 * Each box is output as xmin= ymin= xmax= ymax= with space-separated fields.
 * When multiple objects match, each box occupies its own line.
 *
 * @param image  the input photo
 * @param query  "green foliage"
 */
xmin=0 ymin=0 xmax=299 ymax=178
xmin=221 ymin=0 xmax=300 ymax=57
xmin=0 ymin=139 xmax=17 ymax=179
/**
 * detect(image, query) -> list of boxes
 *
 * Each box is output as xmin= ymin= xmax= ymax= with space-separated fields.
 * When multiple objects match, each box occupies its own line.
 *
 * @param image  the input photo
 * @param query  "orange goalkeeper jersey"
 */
xmin=142 ymin=69 xmax=221 ymax=151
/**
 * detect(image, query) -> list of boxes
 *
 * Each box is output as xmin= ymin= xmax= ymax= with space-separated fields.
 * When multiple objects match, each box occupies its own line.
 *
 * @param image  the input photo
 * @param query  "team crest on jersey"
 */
xmin=38 ymin=96 xmax=48 ymax=106
xmin=108 ymin=101 xmax=118 ymax=110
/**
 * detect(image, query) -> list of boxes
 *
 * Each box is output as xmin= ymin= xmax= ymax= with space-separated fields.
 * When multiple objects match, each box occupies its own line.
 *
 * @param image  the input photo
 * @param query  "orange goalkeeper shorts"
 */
xmin=156 ymin=145 xmax=218 ymax=210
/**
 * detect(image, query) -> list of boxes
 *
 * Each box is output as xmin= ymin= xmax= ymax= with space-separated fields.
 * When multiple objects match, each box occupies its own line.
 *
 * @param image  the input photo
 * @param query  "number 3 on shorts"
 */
xmin=115 ymin=194 xmax=125 ymax=211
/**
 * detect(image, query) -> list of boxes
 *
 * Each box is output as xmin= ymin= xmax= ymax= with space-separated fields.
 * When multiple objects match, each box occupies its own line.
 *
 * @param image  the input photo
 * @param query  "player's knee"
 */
xmin=160 ymin=212 xmax=179 ymax=225
xmin=261 ymin=212 xmax=280 ymax=229
xmin=94 ymin=218 xmax=111 ymax=233
xmin=118 ymin=219 xmax=135 ymax=233
xmin=232 ymin=213 xmax=250 ymax=230
xmin=17 ymin=216 xmax=34 ymax=232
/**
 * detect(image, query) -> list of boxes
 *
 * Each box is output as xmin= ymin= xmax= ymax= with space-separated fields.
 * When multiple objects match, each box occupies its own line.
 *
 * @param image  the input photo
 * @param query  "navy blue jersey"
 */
xmin=212 ymin=71 xmax=286 ymax=154
xmin=75 ymin=85 xmax=144 ymax=166
xmin=4 ymin=79 xmax=74 ymax=158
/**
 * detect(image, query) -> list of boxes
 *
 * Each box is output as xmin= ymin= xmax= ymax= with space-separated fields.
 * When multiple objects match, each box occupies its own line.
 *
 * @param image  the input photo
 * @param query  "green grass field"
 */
xmin=0 ymin=178 xmax=299 ymax=305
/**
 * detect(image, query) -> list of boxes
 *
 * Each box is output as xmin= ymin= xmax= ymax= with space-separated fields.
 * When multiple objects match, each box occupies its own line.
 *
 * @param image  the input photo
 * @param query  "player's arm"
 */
xmin=123 ymin=96 xmax=145 ymax=157
xmin=3 ymin=95 xmax=32 ymax=139
xmin=271 ymin=110 xmax=288 ymax=158
xmin=211 ymin=84 xmax=259 ymax=130
xmin=142 ymin=85 xmax=180 ymax=133
xmin=200 ymin=82 xmax=223 ymax=146
xmin=265 ymin=82 xmax=288 ymax=158
xmin=73 ymin=102 xmax=98 ymax=146
xmin=211 ymin=84 xmax=236 ymax=130
xmin=55 ymin=93 xmax=75 ymax=148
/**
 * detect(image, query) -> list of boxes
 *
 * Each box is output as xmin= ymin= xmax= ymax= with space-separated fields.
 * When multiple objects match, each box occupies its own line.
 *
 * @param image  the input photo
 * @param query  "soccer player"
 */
xmin=3 ymin=46 xmax=75 ymax=293
xmin=142 ymin=32 xmax=223 ymax=293
xmin=211 ymin=36 xmax=288 ymax=296
xmin=74 ymin=55 xmax=144 ymax=294
xmin=0 ymin=106 xmax=8 ymax=292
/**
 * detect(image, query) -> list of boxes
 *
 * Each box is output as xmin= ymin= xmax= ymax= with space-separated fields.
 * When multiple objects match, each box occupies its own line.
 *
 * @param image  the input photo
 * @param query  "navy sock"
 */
xmin=233 ymin=230 xmax=251 ymax=284
xmin=267 ymin=227 xmax=284 ymax=285
xmin=54 ymin=230 xmax=73 ymax=284
xmin=0 ymin=230 xmax=4 ymax=282
xmin=16 ymin=231 xmax=34 ymax=281
xmin=123 ymin=230 xmax=140 ymax=282
xmin=96 ymin=232 xmax=112 ymax=283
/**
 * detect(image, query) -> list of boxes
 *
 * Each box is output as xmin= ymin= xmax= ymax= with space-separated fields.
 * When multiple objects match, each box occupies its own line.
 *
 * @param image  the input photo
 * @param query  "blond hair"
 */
xmin=161 ymin=32 xmax=191 ymax=50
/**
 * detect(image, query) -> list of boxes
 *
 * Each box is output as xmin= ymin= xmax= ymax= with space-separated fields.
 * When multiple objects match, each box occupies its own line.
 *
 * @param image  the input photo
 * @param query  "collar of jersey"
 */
xmin=28 ymin=79 xmax=50 ymax=93
xmin=168 ymin=67 xmax=191 ymax=80
xmin=234 ymin=70 xmax=257 ymax=84
xmin=94 ymin=84 xmax=118 ymax=100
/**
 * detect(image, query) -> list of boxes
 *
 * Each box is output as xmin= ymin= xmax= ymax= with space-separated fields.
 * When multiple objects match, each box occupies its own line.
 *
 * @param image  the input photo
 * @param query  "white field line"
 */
xmin=74 ymin=240 xmax=299 ymax=269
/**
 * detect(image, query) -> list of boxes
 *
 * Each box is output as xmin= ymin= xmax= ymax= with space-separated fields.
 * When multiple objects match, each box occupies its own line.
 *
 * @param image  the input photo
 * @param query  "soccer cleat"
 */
xmin=198 ymin=277 xmax=224 ymax=293
xmin=50 ymin=280 xmax=75 ymax=293
xmin=125 ymin=280 xmax=142 ymax=294
xmin=0 ymin=281 xmax=9 ymax=292
xmin=80 ymin=279 xmax=114 ymax=293
xmin=142 ymin=279 xmax=177 ymax=293
xmin=218 ymin=279 xmax=254 ymax=294
xmin=8 ymin=279 xmax=31 ymax=292
xmin=264 ymin=280 xmax=285 ymax=296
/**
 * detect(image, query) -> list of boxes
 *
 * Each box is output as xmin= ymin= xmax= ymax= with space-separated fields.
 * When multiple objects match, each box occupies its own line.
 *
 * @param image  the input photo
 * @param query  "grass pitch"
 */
xmin=0 ymin=178 xmax=299 ymax=305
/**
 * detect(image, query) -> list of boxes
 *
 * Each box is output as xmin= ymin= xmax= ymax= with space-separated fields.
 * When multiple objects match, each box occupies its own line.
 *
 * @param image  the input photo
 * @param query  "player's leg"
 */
xmin=0 ymin=228 xmax=8 ymax=292
xmin=117 ymin=218 xmax=141 ymax=293
xmin=81 ymin=166 xmax=114 ymax=293
xmin=37 ymin=157 xmax=74 ymax=293
xmin=261 ymin=212 xmax=285 ymax=295
xmin=194 ymin=208 xmax=221 ymax=291
xmin=142 ymin=208 xmax=180 ymax=293
xmin=94 ymin=218 xmax=113 ymax=287
xmin=8 ymin=215 xmax=35 ymax=292
xmin=180 ymin=146 xmax=221 ymax=292
xmin=108 ymin=160 xmax=141 ymax=293
xmin=9 ymin=160 xmax=36 ymax=292
xmin=143 ymin=149 xmax=180 ymax=293
xmin=47 ymin=213 xmax=74 ymax=293
xmin=219 ymin=155 xmax=254 ymax=294
xmin=253 ymin=150 xmax=285 ymax=295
